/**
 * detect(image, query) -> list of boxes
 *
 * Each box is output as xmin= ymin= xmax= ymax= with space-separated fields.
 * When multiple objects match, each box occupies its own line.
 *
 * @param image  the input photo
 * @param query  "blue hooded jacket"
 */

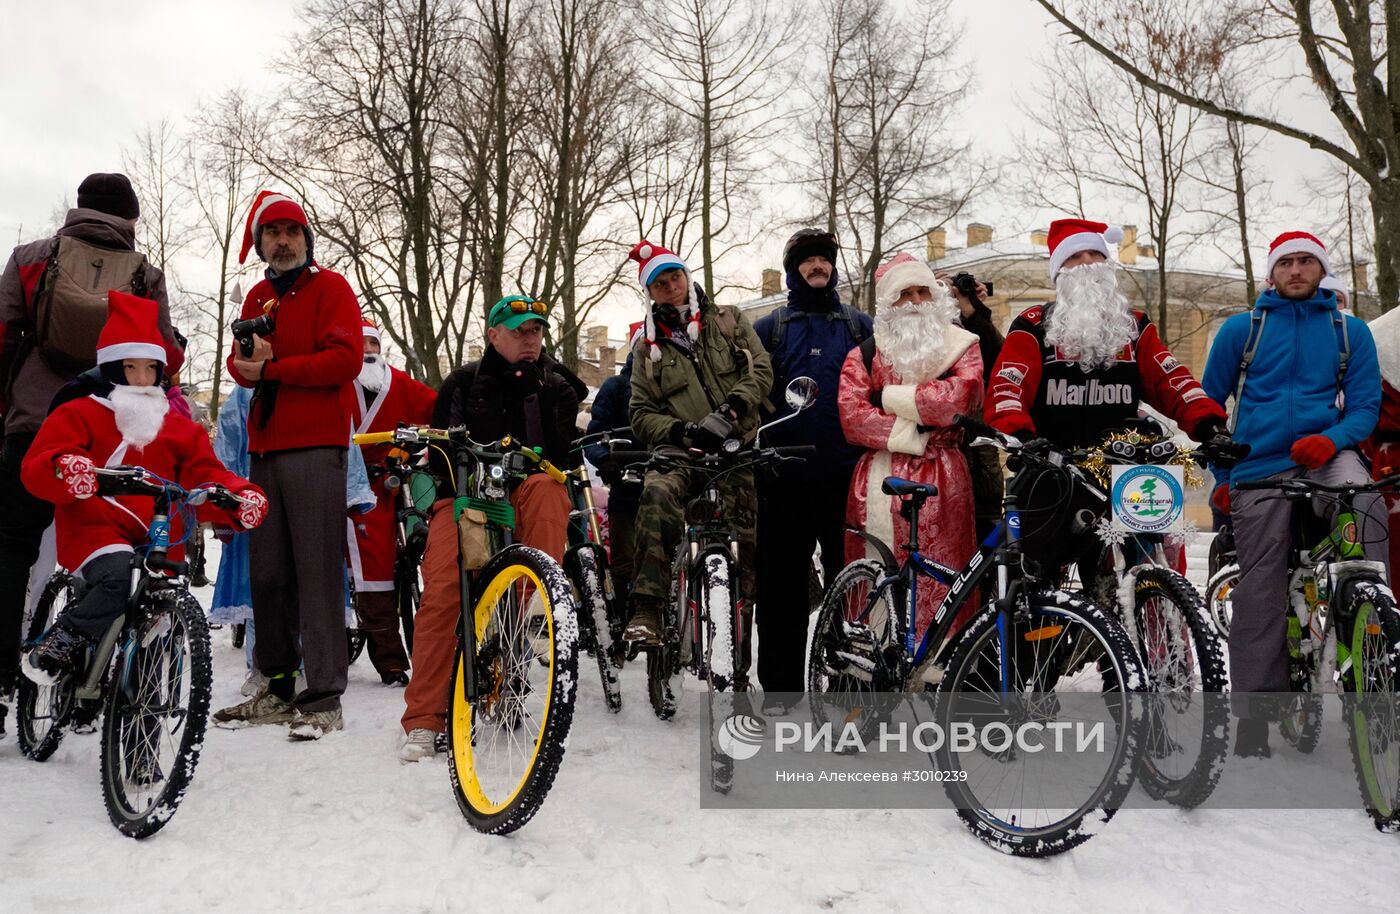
xmin=752 ymin=263 xmax=872 ymax=482
xmin=1201 ymin=288 xmax=1380 ymax=485
xmin=584 ymin=352 xmax=633 ymax=467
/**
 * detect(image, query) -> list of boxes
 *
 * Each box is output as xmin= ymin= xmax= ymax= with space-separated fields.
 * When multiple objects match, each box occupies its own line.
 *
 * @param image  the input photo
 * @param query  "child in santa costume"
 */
xmin=20 ymin=291 xmax=267 ymax=683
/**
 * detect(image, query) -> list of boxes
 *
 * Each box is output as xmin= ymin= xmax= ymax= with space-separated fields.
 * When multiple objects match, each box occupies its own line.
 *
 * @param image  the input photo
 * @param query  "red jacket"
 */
xmin=226 ymin=266 xmax=363 ymax=452
xmin=21 ymin=394 xmax=257 ymax=572
xmin=985 ymin=305 xmax=1224 ymax=446
xmin=352 ymin=366 xmax=438 ymax=466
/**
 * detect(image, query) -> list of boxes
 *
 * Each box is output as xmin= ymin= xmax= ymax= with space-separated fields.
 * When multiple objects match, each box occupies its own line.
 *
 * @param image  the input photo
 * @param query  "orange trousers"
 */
xmin=400 ymin=474 xmax=570 ymax=734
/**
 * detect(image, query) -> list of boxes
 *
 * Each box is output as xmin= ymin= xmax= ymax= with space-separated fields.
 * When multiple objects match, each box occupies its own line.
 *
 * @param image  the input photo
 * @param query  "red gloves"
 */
xmin=1211 ymin=484 xmax=1231 ymax=516
xmin=236 ymin=489 xmax=268 ymax=530
xmin=55 ymin=454 xmax=97 ymax=499
xmin=1290 ymin=435 xmax=1337 ymax=470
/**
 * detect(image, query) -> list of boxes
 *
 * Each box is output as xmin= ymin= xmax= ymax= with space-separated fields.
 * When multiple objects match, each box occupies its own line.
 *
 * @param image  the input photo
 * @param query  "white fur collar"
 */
xmin=1371 ymin=307 xmax=1400 ymax=389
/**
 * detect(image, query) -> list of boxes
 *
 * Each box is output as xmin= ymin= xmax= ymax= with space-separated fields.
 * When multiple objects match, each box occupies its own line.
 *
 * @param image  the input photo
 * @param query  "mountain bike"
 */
xmin=612 ymin=378 xmax=820 ymax=792
xmin=15 ymin=467 xmax=246 ymax=838
xmin=562 ymin=427 xmax=634 ymax=713
xmin=353 ymin=426 xmax=578 ymax=835
xmin=1065 ymin=421 xmax=1249 ymax=808
xmin=810 ymin=416 xmax=1148 ymax=858
xmin=1210 ymin=473 xmax=1400 ymax=830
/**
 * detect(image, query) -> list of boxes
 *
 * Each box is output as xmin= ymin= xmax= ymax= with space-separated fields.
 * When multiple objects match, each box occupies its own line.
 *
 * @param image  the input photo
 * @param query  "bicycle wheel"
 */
xmin=1203 ymin=564 xmax=1237 ymax=638
xmin=396 ymin=558 xmax=421 ymax=656
xmin=646 ymin=544 xmax=687 ymax=722
xmin=1339 ymin=579 xmax=1400 ymax=832
xmin=702 ymin=551 xmax=743 ymax=793
xmin=1129 ymin=567 xmax=1229 ymax=808
xmin=447 ymin=546 xmax=578 ymax=835
xmin=1280 ymin=601 xmax=1323 ymax=754
xmin=16 ymin=573 xmax=81 ymax=762
xmin=100 ymin=590 xmax=213 ymax=839
xmin=806 ymin=559 xmax=901 ymax=744
xmin=935 ymin=590 xmax=1147 ymax=858
xmin=568 ymin=546 xmax=622 ymax=713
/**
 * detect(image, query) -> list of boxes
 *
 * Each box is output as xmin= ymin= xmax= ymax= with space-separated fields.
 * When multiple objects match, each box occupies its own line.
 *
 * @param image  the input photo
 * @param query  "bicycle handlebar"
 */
xmin=93 ymin=467 xmax=251 ymax=509
xmin=1234 ymin=473 xmax=1400 ymax=495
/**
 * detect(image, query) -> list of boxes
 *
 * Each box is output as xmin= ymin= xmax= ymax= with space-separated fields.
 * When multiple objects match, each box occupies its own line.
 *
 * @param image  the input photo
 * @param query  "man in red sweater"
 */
xmin=214 ymin=191 xmax=363 ymax=740
xmin=348 ymin=318 xmax=437 ymax=684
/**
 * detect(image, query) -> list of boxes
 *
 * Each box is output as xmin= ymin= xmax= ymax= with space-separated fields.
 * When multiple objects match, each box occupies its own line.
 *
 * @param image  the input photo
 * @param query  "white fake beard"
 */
xmin=873 ymin=287 xmax=960 ymax=383
xmin=1046 ymin=261 xmax=1138 ymax=372
xmin=359 ymin=354 xmax=390 ymax=392
xmin=110 ymin=384 xmax=170 ymax=449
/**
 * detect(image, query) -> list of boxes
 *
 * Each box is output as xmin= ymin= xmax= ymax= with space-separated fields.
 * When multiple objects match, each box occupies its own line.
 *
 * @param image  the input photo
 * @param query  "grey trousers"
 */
xmin=1230 ymin=448 xmax=1389 ymax=702
xmin=249 ymin=447 xmax=348 ymax=712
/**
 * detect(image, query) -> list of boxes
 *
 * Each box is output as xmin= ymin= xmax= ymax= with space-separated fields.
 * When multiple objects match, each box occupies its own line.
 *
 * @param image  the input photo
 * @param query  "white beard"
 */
xmin=873 ymin=287 xmax=960 ymax=383
xmin=359 ymin=355 xmax=390 ymax=393
xmin=1046 ymin=261 xmax=1138 ymax=372
xmin=110 ymin=385 xmax=170 ymax=449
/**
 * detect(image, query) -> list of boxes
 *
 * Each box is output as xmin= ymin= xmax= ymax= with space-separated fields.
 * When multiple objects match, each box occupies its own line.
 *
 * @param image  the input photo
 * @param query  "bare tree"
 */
xmin=822 ymin=0 xmax=981 ymax=311
xmin=123 ymin=117 xmax=198 ymax=279
xmin=638 ymin=0 xmax=799 ymax=299
xmin=1033 ymin=0 xmax=1400 ymax=312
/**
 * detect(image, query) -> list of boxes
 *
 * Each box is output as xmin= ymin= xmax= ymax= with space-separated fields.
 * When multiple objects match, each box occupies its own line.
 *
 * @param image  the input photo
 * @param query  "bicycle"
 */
xmin=611 ymin=378 xmax=820 ymax=791
xmin=562 ymin=427 xmax=635 ymax=713
xmin=1206 ymin=472 xmax=1400 ymax=831
xmin=361 ymin=440 xmax=435 ymax=655
xmin=1065 ymin=421 xmax=1249 ymax=808
xmin=352 ymin=425 xmax=579 ymax=835
xmin=15 ymin=467 xmax=248 ymax=838
xmin=810 ymin=416 xmax=1148 ymax=858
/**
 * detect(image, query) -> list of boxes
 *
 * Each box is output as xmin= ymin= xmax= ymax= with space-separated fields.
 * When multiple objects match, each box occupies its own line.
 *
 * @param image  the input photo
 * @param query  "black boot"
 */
xmin=1233 ymin=718 xmax=1271 ymax=759
xmin=23 ymin=622 xmax=92 ymax=686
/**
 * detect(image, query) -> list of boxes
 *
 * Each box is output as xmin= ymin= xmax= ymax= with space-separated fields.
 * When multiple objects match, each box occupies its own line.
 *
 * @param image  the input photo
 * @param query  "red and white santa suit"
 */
xmin=1365 ymin=306 xmax=1400 ymax=572
xmin=21 ymin=292 xmax=262 ymax=574
xmin=347 ymin=320 xmax=438 ymax=592
xmin=839 ymin=253 xmax=983 ymax=639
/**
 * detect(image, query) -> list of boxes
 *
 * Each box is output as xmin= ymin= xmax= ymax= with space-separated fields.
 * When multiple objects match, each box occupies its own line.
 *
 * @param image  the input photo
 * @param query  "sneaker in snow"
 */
xmin=240 ymin=670 xmax=270 ymax=698
xmin=399 ymin=728 xmax=439 ymax=762
xmin=380 ymin=670 xmax=410 ymax=687
xmin=288 ymin=707 xmax=344 ymax=740
xmin=23 ymin=624 xmax=92 ymax=686
xmin=213 ymin=690 xmax=294 ymax=728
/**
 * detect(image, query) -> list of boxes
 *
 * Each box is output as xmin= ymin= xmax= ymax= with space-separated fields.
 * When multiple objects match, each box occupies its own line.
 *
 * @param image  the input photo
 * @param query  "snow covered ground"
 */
xmin=2 ymin=539 xmax=1396 ymax=912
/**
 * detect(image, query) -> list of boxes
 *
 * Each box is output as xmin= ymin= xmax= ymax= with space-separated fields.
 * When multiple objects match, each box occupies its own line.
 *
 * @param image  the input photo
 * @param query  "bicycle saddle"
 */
xmin=881 ymin=477 xmax=937 ymax=500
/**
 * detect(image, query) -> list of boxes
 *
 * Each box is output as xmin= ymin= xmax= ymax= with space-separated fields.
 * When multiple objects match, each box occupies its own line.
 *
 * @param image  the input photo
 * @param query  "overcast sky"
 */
xmin=0 ymin=0 xmax=1346 ymax=338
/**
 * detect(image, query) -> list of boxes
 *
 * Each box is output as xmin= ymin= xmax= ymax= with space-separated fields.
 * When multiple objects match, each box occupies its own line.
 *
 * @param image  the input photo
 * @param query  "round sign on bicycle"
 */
xmin=1110 ymin=464 xmax=1185 ymax=534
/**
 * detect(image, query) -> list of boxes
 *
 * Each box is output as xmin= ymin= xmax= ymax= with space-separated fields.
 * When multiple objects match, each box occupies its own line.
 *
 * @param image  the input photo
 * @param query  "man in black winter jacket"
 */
xmin=585 ymin=353 xmax=639 ymax=603
xmin=752 ymin=230 xmax=872 ymax=713
xmin=398 ymin=295 xmax=585 ymax=761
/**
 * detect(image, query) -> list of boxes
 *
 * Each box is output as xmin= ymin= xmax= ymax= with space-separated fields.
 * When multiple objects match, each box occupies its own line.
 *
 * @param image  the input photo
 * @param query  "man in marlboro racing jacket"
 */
xmin=985 ymin=218 xmax=1227 ymax=450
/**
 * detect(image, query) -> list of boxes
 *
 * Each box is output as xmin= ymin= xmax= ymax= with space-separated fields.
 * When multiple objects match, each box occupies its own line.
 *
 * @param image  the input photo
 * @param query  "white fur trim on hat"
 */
xmin=875 ymin=260 xmax=940 ymax=311
xmin=1049 ymin=231 xmax=1112 ymax=282
xmin=362 ymin=324 xmax=381 ymax=343
xmin=641 ymin=253 xmax=686 ymax=287
xmin=97 ymin=341 xmax=165 ymax=365
xmin=1371 ymin=305 xmax=1400 ymax=390
xmin=1266 ymin=235 xmax=1331 ymax=278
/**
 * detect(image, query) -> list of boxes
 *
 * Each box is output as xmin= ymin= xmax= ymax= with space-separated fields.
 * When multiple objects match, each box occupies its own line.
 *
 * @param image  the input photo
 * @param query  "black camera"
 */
xmin=231 ymin=313 xmax=275 ymax=357
xmin=950 ymin=272 xmax=992 ymax=301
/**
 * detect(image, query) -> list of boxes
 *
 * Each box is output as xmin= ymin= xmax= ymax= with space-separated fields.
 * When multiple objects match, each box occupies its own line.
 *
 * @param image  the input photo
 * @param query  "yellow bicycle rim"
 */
xmin=451 ymin=562 xmax=556 ymax=815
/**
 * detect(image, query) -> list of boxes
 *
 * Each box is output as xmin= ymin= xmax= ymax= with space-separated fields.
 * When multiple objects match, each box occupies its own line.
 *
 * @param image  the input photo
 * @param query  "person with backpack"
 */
xmin=1202 ymin=230 xmax=1384 ymax=758
xmin=624 ymin=240 xmax=773 ymax=668
xmin=838 ymin=252 xmax=983 ymax=639
xmin=751 ymin=229 xmax=871 ymax=711
xmin=0 ymin=173 xmax=183 ymax=735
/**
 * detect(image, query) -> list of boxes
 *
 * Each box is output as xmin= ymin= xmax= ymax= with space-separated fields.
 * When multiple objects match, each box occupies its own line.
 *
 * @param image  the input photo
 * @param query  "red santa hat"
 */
xmin=873 ymin=252 xmax=940 ymax=311
xmin=239 ymin=190 xmax=311 ymax=264
xmin=1047 ymin=218 xmax=1124 ymax=282
xmin=97 ymin=290 xmax=167 ymax=366
xmin=1265 ymin=231 xmax=1332 ymax=279
xmin=628 ymin=239 xmax=700 ymax=361
xmin=361 ymin=317 xmax=382 ymax=345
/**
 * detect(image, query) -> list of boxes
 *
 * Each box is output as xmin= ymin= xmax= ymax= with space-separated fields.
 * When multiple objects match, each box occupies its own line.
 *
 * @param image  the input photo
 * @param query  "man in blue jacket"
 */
xmin=1202 ymin=230 xmax=1385 ymax=757
xmin=752 ymin=229 xmax=872 ymax=713
xmin=585 ymin=352 xmax=638 ymax=607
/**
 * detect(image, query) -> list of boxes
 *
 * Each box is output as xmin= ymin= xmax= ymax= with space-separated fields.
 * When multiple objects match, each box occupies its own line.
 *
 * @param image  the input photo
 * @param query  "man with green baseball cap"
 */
xmin=397 ymin=293 xmax=587 ymax=762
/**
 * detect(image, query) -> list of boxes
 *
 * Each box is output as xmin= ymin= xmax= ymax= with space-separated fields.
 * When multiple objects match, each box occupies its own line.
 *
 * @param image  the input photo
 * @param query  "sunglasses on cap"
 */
xmin=501 ymin=298 xmax=549 ymax=316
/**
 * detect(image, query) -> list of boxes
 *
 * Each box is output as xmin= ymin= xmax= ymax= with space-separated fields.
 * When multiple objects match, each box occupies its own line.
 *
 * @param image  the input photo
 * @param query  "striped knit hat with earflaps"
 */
xmin=628 ymin=239 xmax=700 ymax=361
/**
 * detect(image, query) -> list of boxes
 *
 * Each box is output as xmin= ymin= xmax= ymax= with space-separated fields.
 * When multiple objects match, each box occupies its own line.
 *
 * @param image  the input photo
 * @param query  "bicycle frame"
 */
xmin=850 ymin=497 xmax=1027 ymax=693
